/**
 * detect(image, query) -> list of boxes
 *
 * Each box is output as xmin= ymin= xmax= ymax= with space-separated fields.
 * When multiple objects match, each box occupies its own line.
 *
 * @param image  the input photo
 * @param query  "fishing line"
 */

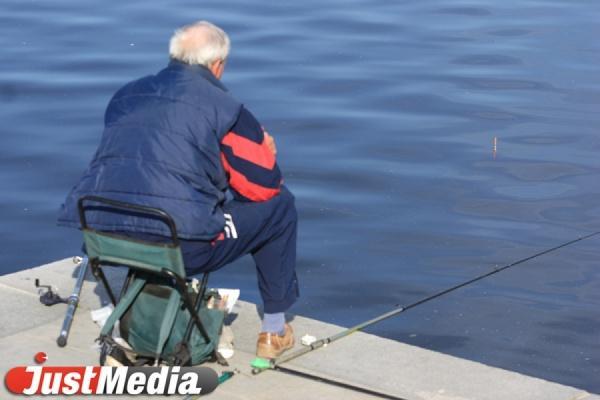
xmin=253 ymin=230 xmax=600 ymax=375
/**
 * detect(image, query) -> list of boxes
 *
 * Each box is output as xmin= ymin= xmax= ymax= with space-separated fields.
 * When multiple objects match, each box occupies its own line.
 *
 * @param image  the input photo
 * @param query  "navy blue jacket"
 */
xmin=57 ymin=60 xmax=242 ymax=240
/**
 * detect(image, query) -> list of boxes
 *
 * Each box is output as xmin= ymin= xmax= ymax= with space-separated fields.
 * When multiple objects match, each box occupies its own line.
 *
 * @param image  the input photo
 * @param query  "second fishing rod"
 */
xmin=252 ymin=230 xmax=600 ymax=374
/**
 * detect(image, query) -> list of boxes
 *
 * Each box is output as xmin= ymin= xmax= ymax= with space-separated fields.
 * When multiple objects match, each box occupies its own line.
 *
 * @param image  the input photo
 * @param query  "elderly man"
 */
xmin=58 ymin=21 xmax=298 ymax=359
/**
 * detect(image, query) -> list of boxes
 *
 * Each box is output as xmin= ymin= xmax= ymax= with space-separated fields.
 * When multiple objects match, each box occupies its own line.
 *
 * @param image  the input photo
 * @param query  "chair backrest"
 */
xmin=78 ymin=196 xmax=186 ymax=279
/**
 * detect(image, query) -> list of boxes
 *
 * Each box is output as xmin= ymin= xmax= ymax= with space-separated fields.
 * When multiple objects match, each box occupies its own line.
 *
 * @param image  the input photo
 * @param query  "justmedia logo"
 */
xmin=4 ymin=352 xmax=219 ymax=396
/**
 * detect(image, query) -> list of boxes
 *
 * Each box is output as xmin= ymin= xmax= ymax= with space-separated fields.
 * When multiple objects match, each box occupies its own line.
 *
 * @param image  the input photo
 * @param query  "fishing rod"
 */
xmin=252 ymin=230 xmax=600 ymax=375
xmin=57 ymin=256 xmax=89 ymax=347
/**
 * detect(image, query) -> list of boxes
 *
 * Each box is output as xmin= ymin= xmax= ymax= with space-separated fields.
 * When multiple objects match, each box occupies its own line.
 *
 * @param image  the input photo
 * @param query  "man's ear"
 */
xmin=210 ymin=59 xmax=225 ymax=79
xmin=209 ymin=60 xmax=219 ymax=77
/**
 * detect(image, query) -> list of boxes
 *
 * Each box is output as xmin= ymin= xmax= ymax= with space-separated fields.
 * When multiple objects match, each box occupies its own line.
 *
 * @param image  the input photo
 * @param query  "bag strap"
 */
xmin=100 ymin=277 xmax=146 ymax=337
xmin=155 ymin=289 xmax=181 ymax=359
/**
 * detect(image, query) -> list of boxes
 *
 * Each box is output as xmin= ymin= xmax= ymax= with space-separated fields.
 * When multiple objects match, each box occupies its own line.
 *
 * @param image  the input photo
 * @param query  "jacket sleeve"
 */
xmin=220 ymin=106 xmax=282 ymax=202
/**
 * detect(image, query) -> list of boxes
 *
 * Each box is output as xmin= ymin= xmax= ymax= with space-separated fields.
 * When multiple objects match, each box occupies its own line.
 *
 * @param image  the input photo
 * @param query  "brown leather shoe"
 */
xmin=256 ymin=323 xmax=295 ymax=359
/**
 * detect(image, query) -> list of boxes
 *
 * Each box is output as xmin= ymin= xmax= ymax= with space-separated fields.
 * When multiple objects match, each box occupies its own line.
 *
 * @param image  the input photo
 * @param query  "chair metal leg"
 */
xmin=183 ymin=273 xmax=210 ymax=343
xmin=167 ymin=272 xmax=212 ymax=344
xmin=91 ymin=262 xmax=118 ymax=306
xmin=118 ymin=269 xmax=135 ymax=301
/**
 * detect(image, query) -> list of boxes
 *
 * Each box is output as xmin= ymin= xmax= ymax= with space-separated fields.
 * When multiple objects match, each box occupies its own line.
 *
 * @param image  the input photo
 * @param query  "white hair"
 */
xmin=169 ymin=21 xmax=230 ymax=67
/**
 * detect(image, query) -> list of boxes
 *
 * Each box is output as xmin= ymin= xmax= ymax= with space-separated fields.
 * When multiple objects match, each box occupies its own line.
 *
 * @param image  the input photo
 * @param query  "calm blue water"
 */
xmin=1 ymin=0 xmax=600 ymax=392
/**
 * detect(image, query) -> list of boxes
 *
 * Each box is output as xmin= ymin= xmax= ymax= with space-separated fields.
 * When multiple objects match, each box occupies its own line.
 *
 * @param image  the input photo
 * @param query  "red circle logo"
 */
xmin=33 ymin=352 xmax=47 ymax=364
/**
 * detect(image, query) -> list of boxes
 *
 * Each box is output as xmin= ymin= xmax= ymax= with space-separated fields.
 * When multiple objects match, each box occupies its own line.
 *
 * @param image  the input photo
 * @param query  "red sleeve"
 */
xmin=220 ymin=107 xmax=282 ymax=202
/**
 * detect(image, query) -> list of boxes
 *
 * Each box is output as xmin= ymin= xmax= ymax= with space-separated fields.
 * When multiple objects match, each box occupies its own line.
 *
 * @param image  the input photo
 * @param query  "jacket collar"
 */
xmin=167 ymin=59 xmax=229 ymax=92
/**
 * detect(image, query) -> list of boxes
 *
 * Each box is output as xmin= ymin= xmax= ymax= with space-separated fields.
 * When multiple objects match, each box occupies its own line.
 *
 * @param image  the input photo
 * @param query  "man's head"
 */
xmin=169 ymin=21 xmax=230 ymax=79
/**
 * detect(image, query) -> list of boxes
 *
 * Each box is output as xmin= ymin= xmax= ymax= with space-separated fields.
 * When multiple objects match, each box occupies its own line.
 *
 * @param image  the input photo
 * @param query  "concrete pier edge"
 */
xmin=0 ymin=258 xmax=597 ymax=400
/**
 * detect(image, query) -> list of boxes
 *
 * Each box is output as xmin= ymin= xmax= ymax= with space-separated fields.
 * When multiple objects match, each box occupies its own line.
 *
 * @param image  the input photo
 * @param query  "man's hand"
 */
xmin=264 ymin=130 xmax=277 ymax=155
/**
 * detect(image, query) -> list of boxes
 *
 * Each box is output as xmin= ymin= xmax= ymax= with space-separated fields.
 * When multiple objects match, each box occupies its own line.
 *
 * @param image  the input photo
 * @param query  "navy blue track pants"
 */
xmin=181 ymin=186 xmax=299 ymax=313
xmin=114 ymin=186 xmax=299 ymax=313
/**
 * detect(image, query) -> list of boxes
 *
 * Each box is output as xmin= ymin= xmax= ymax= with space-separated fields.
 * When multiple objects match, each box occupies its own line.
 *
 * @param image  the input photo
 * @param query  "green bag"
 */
xmin=98 ymin=273 xmax=225 ymax=366
xmin=119 ymin=277 xmax=225 ymax=365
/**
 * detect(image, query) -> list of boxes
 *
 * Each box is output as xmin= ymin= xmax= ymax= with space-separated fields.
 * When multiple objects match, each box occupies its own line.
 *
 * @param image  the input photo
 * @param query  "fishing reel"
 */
xmin=35 ymin=279 xmax=68 ymax=306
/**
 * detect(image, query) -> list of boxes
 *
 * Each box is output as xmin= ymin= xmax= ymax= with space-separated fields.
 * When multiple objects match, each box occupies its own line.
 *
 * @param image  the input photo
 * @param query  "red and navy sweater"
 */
xmin=220 ymin=106 xmax=282 ymax=202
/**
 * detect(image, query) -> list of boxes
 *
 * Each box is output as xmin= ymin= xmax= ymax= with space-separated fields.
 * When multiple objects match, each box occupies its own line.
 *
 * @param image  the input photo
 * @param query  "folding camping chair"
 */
xmin=78 ymin=195 xmax=225 ymax=366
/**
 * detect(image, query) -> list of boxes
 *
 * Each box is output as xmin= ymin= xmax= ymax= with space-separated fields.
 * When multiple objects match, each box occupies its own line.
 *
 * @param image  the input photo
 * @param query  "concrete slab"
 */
xmin=0 ymin=258 xmax=598 ymax=400
xmin=0 ymin=257 xmax=126 ymax=310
